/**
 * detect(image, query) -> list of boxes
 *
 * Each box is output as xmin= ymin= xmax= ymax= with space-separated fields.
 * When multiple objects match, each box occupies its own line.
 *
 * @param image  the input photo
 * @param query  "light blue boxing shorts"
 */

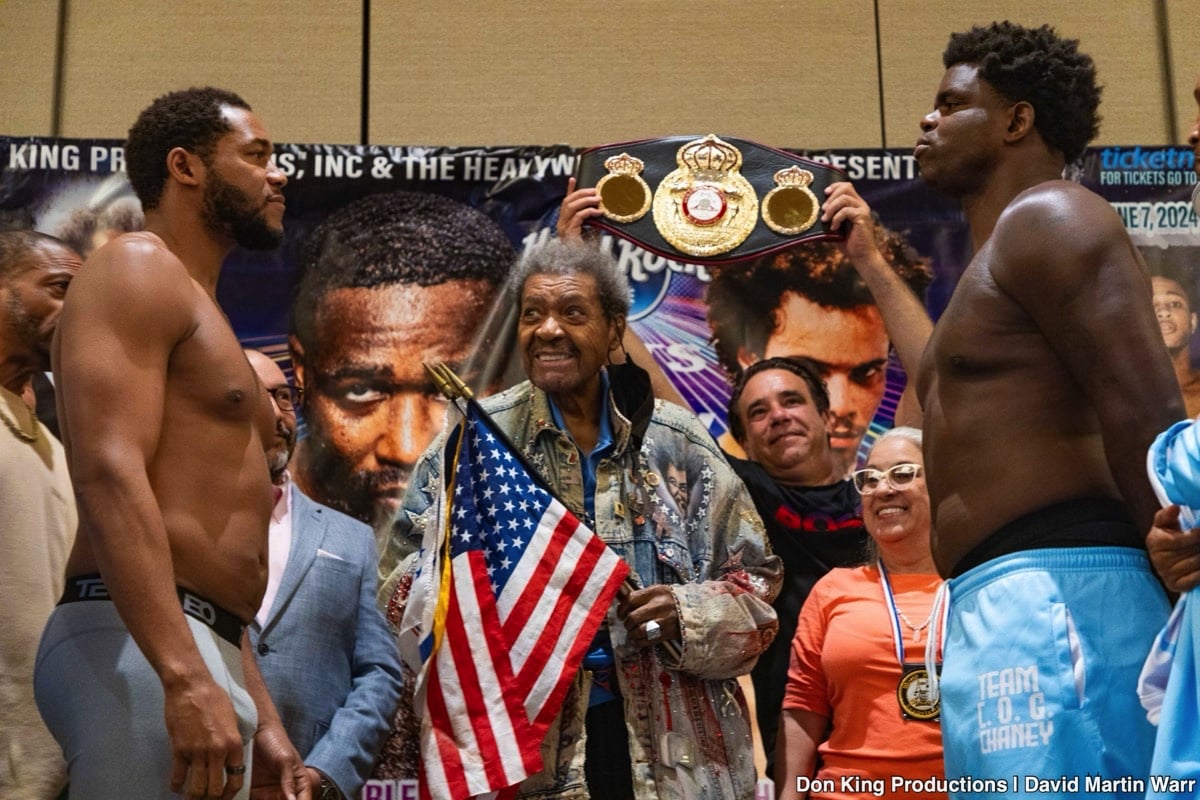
xmin=940 ymin=546 xmax=1168 ymax=799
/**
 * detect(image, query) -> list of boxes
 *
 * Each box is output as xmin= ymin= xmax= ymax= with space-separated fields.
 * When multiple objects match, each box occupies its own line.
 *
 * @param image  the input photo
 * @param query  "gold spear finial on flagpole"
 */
xmin=423 ymin=361 xmax=475 ymax=401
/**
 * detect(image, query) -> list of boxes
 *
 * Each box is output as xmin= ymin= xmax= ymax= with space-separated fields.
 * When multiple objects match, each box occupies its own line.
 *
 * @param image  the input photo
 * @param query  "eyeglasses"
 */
xmin=266 ymin=385 xmax=299 ymax=412
xmin=852 ymin=463 xmax=922 ymax=494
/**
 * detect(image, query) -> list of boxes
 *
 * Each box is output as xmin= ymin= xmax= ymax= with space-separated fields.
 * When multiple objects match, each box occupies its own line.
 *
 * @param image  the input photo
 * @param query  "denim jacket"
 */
xmin=384 ymin=376 xmax=781 ymax=799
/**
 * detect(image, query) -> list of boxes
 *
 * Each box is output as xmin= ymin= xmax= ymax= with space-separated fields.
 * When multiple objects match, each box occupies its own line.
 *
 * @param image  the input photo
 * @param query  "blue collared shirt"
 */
xmin=546 ymin=369 xmax=619 ymax=705
xmin=546 ymin=368 xmax=615 ymax=522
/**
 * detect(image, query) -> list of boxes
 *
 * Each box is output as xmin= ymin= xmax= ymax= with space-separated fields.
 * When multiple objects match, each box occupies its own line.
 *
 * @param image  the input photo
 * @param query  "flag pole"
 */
xmin=423 ymin=361 xmax=565 ymax=503
xmin=412 ymin=364 xmax=638 ymax=795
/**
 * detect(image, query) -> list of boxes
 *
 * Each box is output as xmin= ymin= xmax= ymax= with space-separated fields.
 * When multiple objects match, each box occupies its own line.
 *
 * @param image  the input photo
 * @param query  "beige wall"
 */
xmin=0 ymin=0 xmax=62 ymax=136
xmin=369 ymin=1 xmax=883 ymax=148
xmin=1 ymin=0 xmax=361 ymax=144
xmin=879 ymin=2 xmax=1173 ymax=147
xmin=1 ymin=1 xmax=1196 ymax=147
xmin=1166 ymin=0 xmax=1199 ymax=138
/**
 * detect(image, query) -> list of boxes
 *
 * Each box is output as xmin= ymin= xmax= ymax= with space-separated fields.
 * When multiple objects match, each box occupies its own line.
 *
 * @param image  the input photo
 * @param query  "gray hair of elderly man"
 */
xmin=510 ymin=236 xmax=632 ymax=322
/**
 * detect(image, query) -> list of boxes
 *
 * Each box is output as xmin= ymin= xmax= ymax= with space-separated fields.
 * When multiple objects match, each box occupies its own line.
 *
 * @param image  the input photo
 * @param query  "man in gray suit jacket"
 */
xmin=245 ymin=349 xmax=403 ymax=799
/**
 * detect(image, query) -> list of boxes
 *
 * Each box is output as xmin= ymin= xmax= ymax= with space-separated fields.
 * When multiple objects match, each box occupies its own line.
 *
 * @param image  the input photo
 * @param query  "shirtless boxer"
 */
xmin=822 ymin=22 xmax=1184 ymax=798
xmin=34 ymin=87 xmax=308 ymax=800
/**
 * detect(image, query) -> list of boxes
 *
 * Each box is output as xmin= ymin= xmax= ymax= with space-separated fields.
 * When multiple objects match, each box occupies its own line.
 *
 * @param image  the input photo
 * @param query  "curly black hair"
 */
xmin=290 ymin=190 xmax=515 ymax=352
xmin=726 ymin=355 xmax=831 ymax=445
xmin=705 ymin=224 xmax=932 ymax=378
xmin=125 ymin=87 xmax=250 ymax=210
xmin=943 ymin=21 xmax=1101 ymax=163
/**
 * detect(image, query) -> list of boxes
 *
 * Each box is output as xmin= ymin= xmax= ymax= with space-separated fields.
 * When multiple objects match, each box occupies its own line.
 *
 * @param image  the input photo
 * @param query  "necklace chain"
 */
xmin=0 ymin=401 xmax=39 ymax=444
xmin=896 ymin=606 xmax=934 ymax=643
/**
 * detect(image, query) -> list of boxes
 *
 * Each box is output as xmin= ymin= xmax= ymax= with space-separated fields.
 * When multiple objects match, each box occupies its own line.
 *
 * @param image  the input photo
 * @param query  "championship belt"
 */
xmin=576 ymin=134 xmax=848 ymax=265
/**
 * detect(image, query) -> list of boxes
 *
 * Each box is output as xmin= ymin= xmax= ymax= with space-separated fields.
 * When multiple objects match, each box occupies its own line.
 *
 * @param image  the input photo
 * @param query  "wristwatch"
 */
xmin=316 ymin=772 xmax=340 ymax=800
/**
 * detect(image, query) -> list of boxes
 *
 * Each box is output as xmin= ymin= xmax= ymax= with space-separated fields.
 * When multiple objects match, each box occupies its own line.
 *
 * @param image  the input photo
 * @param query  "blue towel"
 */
xmin=1144 ymin=420 xmax=1200 ymax=798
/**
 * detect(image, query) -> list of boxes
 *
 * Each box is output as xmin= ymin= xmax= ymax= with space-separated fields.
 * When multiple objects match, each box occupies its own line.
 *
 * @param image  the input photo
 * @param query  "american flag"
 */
xmin=400 ymin=404 xmax=630 ymax=800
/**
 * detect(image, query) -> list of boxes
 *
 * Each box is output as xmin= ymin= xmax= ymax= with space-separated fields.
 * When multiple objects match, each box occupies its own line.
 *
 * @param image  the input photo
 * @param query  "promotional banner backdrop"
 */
xmin=2 ymin=136 xmax=1197 ymax=473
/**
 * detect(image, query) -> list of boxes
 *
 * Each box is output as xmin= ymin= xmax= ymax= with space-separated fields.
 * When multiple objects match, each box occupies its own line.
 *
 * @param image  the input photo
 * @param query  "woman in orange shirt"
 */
xmin=777 ymin=426 xmax=945 ymax=800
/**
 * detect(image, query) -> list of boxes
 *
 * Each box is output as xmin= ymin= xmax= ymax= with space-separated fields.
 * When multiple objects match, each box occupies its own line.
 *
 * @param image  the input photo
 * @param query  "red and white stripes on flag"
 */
xmin=400 ymin=405 xmax=629 ymax=800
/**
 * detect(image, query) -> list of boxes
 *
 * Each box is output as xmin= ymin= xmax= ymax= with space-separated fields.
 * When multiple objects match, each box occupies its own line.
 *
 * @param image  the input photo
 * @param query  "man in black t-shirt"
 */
xmin=725 ymin=356 xmax=867 ymax=780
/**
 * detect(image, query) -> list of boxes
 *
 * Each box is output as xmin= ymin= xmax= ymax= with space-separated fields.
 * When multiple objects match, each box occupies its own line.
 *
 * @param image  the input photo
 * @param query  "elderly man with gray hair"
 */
xmin=381 ymin=236 xmax=780 ymax=798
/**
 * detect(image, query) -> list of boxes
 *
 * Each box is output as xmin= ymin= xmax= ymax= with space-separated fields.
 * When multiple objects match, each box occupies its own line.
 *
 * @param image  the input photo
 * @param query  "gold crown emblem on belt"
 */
xmin=592 ymin=134 xmax=831 ymax=260
xmin=652 ymin=135 xmax=757 ymax=257
xmin=761 ymin=166 xmax=820 ymax=235
xmin=595 ymin=153 xmax=652 ymax=224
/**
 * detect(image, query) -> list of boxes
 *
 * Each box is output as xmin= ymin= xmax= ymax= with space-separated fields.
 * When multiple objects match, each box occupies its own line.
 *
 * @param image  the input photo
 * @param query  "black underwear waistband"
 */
xmin=950 ymin=497 xmax=1142 ymax=579
xmin=60 ymin=574 xmax=245 ymax=647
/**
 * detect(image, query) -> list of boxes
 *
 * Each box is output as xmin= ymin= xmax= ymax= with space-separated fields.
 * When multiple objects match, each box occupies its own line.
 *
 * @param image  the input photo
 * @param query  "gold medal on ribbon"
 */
xmin=897 ymin=664 xmax=940 ymax=721
xmin=761 ymin=166 xmax=820 ymax=235
xmin=596 ymin=153 xmax=652 ymax=223
xmin=652 ymin=135 xmax=757 ymax=258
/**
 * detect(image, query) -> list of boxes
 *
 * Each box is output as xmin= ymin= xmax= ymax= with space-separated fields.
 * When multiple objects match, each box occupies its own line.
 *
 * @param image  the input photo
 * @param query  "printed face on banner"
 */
xmin=1152 ymin=275 xmax=1196 ymax=353
xmin=42 ymin=177 xmax=144 ymax=260
xmin=703 ymin=236 xmax=917 ymax=475
xmin=758 ymin=292 xmax=889 ymax=474
xmin=1141 ymin=248 xmax=1200 ymax=419
xmin=292 ymin=279 xmax=495 ymax=527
